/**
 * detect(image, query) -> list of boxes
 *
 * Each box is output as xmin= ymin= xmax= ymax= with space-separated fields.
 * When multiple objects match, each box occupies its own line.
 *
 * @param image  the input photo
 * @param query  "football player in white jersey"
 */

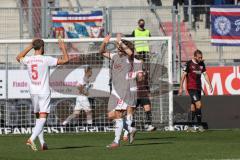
xmin=62 ymin=66 xmax=93 ymax=126
xmin=16 ymin=38 xmax=69 ymax=151
xmin=100 ymin=34 xmax=142 ymax=149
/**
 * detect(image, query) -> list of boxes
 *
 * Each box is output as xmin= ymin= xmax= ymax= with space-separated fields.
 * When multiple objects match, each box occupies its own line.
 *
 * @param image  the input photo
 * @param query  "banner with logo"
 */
xmin=51 ymin=10 xmax=104 ymax=38
xmin=202 ymin=66 xmax=240 ymax=95
xmin=0 ymin=68 xmax=110 ymax=99
xmin=211 ymin=6 xmax=240 ymax=46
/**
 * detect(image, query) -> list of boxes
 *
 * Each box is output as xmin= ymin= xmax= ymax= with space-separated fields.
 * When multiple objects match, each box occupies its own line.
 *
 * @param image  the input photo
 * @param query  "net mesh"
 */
xmin=0 ymin=37 xmax=171 ymax=134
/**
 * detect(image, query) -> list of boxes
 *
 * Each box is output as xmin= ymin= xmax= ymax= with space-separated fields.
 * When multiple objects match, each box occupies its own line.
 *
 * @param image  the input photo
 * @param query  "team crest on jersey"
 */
xmin=214 ymin=16 xmax=231 ymax=35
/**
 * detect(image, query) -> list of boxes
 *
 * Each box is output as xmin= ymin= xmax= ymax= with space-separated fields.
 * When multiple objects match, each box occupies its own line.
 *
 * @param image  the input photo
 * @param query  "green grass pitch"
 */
xmin=0 ymin=130 xmax=240 ymax=160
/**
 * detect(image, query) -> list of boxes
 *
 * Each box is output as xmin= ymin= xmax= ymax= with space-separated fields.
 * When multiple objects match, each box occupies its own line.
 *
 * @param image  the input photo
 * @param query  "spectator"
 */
xmin=173 ymin=0 xmax=188 ymax=20
xmin=205 ymin=0 xmax=213 ymax=29
xmin=173 ymin=0 xmax=204 ymax=23
xmin=173 ymin=0 xmax=183 ymax=11
xmin=131 ymin=19 xmax=151 ymax=63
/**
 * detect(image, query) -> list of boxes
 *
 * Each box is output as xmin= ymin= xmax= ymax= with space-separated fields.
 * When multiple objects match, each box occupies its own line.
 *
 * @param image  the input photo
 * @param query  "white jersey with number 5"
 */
xmin=20 ymin=55 xmax=58 ymax=95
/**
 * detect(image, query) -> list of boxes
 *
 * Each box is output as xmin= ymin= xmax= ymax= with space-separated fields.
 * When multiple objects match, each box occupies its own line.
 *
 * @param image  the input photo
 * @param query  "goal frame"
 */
xmin=0 ymin=36 xmax=173 ymax=131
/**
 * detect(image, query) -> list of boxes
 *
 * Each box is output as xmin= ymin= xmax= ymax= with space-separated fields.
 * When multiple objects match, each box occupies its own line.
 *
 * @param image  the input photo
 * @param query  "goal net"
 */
xmin=0 ymin=37 xmax=173 ymax=134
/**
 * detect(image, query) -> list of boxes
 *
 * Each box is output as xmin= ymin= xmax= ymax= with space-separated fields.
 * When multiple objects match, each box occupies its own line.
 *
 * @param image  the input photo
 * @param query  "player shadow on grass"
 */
xmin=136 ymin=136 xmax=177 ymax=141
xmin=124 ymin=141 xmax=173 ymax=147
xmin=48 ymin=145 xmax=95 ymax=150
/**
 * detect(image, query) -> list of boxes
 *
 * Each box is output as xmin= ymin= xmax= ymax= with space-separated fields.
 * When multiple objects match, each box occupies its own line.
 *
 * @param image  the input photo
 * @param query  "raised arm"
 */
xmin=16 ymin=43 xmax=33 ymax=62
xmin=99 ymin=34 xmax=111 ymax=59
xmin=116 ymin=34 xmax=133 ymax=56
xmin=57 ymin=38 xmax=69 ymax=65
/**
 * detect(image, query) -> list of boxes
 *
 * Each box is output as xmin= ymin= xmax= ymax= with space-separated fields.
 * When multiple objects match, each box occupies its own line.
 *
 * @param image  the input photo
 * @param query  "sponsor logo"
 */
xmin=113 ymin=64 xmax=122 ymax=70
xmin=0 ymin=126 xmax=115 ymax=135
xmin=193 ymin=70 xmax=202 ymax=75
xmin=202 ymin=66 xmax=240 ymax=95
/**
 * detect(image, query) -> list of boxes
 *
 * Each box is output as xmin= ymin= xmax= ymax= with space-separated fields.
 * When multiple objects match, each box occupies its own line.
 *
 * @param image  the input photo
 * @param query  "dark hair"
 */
xmin=194 ymin=49 xmax=202 ymax=57
xmin=138 ymin=19 xmax=145 ymax=24
xmin=120 ymin=39 xmax=135 ymax=62
xmin=32 ymin=39 xmax=44 ymax=50
xmin=85 ymin=66 xmax=92 ymax=72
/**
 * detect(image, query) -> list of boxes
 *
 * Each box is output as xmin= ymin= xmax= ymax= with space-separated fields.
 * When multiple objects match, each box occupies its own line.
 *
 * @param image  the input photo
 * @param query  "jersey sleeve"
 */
xmin=20 ymin=56 xmax=29 ymax=65
xmin=47 ymin=56 xmax=58 ymax=67
xmin=183 ymin=61 xmax=190 ymax=73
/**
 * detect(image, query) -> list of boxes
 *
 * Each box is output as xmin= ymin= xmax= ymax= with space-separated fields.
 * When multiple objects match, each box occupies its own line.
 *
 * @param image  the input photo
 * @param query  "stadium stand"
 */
xmin=0 ymin=0 xmax=20 ymax=39
xmin=0 ymin=0 xmax=240 ymax=64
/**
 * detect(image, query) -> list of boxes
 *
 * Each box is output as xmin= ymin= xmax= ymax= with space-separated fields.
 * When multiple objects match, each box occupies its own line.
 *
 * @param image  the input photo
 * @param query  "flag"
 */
xmin=51 ymin=10 xmax=103 ymax=38
xmin=211 ymin=6 xmax=240 ymax=46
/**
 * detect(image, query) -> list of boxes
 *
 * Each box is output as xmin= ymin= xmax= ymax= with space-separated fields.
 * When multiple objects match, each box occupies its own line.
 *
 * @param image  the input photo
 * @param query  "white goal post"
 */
xmin=0 ymin=36 xmax=173 ymax=134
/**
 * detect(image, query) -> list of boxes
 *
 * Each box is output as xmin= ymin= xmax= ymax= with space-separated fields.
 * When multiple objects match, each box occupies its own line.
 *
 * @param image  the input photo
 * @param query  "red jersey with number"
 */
xmin=183 ymin=60 xmax=206 ymax=90
xmin=20 ymin=55 xmax=58 ymax=94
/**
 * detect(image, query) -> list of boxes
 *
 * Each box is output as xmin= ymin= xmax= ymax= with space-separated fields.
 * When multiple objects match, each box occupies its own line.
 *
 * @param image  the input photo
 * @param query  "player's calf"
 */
xmin=128 ymin=127 xmax=137 ymax=144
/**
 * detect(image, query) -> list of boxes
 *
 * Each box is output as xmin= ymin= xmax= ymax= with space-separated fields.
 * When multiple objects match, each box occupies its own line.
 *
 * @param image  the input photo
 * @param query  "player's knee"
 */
xmin=195 ymin=101 xmax=202 ymax=109
xmin=191 ymin=104 xmax=196 ymax=111
xmin=73 ymin=110 xmax=80 ymax=115
xmin=39 ymin=113 xmax=48 ymax=118
xmin=115 ymin=111 xmax=123 ymax=119
xmin=107 ymin=111 xmax=115 ymax=120
xmin=127 ymin=106 xmax=134 ymax=114
xmin=144 ymin=105 xmax=151 ymax=112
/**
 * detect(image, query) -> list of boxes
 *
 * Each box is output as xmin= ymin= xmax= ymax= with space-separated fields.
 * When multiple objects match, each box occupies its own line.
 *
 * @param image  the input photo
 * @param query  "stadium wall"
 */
xmin=174 ymin=95 xmax=240 ymax=129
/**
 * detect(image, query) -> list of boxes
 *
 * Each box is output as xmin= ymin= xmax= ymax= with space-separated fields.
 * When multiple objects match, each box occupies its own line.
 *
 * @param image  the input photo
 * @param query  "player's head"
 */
xmin=138 ymin=19 xmax=145 ymax=29
xmin=84 ymin=66 xmax=92 ymax=77
xmin=193 ymin=49 xmax=203 ymax=63
xmin=136 ymin=71 xmax=144 ymax=82
xmin=32 ymin=39 xmax=44 ymax=55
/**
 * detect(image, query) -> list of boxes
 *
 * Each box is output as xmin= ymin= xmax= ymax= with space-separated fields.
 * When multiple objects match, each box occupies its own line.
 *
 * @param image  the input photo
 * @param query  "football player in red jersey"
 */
xmin=178 ymin=49 xmax=212 ymax=131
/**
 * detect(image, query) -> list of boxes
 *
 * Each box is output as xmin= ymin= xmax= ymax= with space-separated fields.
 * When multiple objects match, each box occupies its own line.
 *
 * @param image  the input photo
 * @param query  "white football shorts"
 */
xmin=31 ymin=94 xmax=51 ymax=114
xmin=74 ymin=95 xmax=91 ymax=111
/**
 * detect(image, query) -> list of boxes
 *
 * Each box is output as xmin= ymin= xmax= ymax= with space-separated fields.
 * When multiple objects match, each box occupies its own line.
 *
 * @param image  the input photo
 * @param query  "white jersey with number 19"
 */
xmin=20 ymin=55 xmax=58 ymax=95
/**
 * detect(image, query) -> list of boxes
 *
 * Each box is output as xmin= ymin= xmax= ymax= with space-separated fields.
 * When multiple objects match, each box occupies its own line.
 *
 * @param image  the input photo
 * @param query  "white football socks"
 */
xmin=63 ymin=114 xmax=77 ymax=125
xmin=114 ymin=118 xmax=123 ymax=144
xmin=86 ymin=112 xmax=93 ymax=125
xmin=36 ymin=119 xmax=45 ymax=146
xmin=38 ymin=129 xmax=45 ymax=146
xmin=30 ymin=118 xmax=46 ymax=142
xmin=123 ymin=114 xmax=133 ymax=137
xmin=126 ymin=114 xmax=133 ymax=133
